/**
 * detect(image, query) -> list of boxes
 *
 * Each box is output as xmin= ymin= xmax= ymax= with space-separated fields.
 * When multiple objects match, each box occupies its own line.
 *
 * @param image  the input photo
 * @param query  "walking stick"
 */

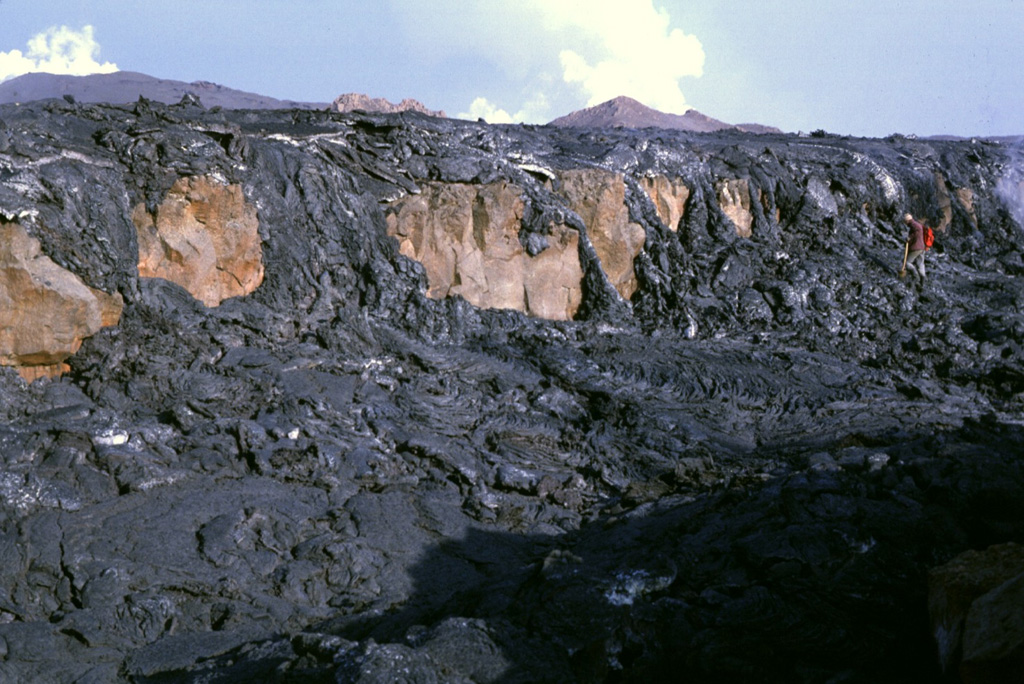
xmin=898 ymin=241 xmax=909 ymax=278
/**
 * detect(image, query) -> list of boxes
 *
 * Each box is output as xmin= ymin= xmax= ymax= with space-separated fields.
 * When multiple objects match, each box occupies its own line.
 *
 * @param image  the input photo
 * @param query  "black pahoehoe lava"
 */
xmin=0 ymin=97 xmax=1022 ymax=683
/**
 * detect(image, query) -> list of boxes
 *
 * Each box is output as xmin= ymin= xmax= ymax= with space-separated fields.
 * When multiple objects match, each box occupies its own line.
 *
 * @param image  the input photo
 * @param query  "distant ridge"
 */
xmin=548 ymin=96 xmax=781 ymax=134
xmin=0 ymin=71 xmax=329 ymax=110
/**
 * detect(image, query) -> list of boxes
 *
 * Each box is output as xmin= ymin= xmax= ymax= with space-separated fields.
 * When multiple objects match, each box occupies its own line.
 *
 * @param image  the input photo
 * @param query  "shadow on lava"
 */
xmin=154 ymin=418 xmax=1024 ymax=683
xmin=309 ymin=418 xmax=1024 ymax=683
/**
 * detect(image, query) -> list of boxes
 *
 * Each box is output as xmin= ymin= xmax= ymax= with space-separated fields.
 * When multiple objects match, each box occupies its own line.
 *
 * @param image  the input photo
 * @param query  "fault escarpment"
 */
xmin=0 ymin=98 xmax=1022 ymax=682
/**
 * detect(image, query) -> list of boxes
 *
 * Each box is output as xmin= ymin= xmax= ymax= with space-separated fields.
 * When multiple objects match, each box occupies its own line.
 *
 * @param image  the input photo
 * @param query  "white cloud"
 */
xmin=448 ymin=1 xmax=704 ymax=122
xmin=460 ymin=97 xmax=516 ymax=124
xmin=388 ymin=0 xmax=705 ymax=122
xmin=458 ymin=91 xmax=551 ymax=124
xmin=0 ymin=25 xmax=118 ymax=83
xmin=536 ymin=0 xmax=704 ymax=113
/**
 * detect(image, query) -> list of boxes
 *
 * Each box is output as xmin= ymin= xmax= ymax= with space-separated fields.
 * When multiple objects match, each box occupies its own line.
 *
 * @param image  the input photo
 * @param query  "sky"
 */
xmin=0 ymin=0 xmax=1022 ymax=138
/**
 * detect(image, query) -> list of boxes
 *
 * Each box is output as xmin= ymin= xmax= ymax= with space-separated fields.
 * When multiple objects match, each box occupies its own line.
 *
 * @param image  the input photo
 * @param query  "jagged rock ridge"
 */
xmin=0 ymin=96 xmax=1021 ymax=683
xmin=331 ymin=92 xmax=446 ymax=117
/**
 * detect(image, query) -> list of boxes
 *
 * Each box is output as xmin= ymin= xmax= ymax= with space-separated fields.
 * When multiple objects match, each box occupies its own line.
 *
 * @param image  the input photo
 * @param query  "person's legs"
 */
xmin=907 ymin=250 xmax=926 ymax=279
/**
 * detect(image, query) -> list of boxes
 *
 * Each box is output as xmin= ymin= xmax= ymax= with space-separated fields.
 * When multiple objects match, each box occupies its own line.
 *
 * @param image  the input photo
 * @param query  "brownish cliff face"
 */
xmin=385 ymin=170 xmax=663 ymax=316
xmin=0 ymin=223 xmax=122 ymax=382
xmin=555 ymin=169 xmax=646 ymax=301
xmin=956 ymin=188 xmax=978 ymax=229
xmin=640 ymin=175 xmax=690 ymax=231
xmin=134 ymin=176 xmax=264 ymax=307
xmin=716 ymin=178 xmax=755 ymax=238
xmin=385 ymin=181 xmax=583 ymax=320
xmin=932 ymin=173 xmax=979 ymax=232
xmin=935 ymin=172 xmax=954 ymax=232
xmin=2 ymin=176 xmax=261 ymax=381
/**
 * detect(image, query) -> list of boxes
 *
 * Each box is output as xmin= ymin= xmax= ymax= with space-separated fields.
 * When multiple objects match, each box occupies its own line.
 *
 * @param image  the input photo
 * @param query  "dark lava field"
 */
xmin=1 ymin=97 xmax=1023 ymax=683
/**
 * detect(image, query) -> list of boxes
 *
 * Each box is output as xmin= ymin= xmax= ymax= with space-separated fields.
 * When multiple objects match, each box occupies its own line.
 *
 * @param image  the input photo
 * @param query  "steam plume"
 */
xmin=457 ymin=0 xmax=704 ymax=122
xmin=997 ymin=139 xmax=1024 ymax=231
xmin=540 ymin=0 xmax=704 ymax=113
xmin=0 ymin=25 xmax=118 ymax=83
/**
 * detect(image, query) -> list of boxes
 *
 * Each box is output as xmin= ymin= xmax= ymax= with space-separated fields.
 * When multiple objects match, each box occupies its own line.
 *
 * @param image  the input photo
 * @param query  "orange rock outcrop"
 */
xmin=555 ymin=169 xmax=646 ymax=301
xmin=716 ymin=179 xmax=755 ymax=238
xmin=385 ymin=181 xmax=583 ymax=320
xmin=640 ymin=175 xmax=689 ymax=231
xmin=0 ymin=223 xmax=122 ymax=381
xmin=134 ymin=176 xmax=263 ymax=307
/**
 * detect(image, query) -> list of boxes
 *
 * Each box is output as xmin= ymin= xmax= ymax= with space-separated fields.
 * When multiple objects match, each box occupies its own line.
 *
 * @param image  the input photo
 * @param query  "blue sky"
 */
xmin=0 ymin=0 xmax=1021 ymax=138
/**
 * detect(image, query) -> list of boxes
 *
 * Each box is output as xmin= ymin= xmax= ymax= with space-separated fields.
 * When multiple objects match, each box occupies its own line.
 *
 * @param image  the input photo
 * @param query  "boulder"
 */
xmin=385 ymin=181 xmax=583 ymax=320
xmin=0 ymin=223 xmax=122 ymax=381
xmin=962 ymin=572 xmax=1024 ymax=684
xmin=555 ymin=169 xmax=646 ymax=300
xmin=134 ymin=176 xmax=264 ymax=307
xmin=929 ymin=543 xmax=1024 ymax=680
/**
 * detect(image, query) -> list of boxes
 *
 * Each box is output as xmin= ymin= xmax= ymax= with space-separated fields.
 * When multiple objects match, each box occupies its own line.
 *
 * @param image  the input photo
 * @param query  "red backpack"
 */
xmin=923 ymin=224 xmax=935 ymax=250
